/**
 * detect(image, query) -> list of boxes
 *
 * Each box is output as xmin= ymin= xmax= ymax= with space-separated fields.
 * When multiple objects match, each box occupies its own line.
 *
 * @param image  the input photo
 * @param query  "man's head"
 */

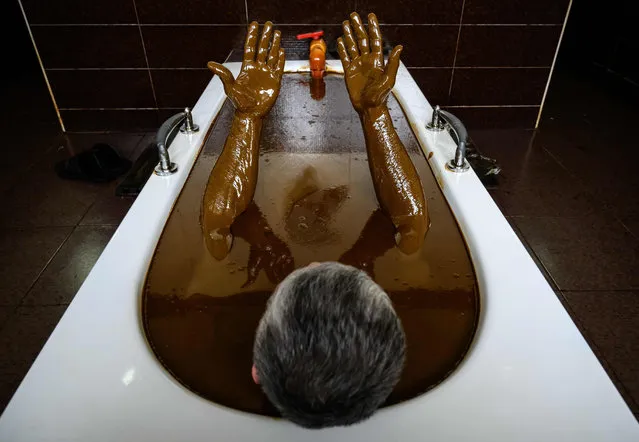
xmin=253 ymin=262 xmax=405 ymax=428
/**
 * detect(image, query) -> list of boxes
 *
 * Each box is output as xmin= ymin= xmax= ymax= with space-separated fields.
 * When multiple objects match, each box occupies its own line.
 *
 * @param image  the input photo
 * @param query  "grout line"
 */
xmin=408 ymin=66 xmax=551 ymax=70
xmin=131 ymin=0 xmax=159 ymax=112
xmin=17 ymin=226 xmax=77 ymax=306
xmin=45 ymin=66 xmax=552 ymax=72
xmin=541 ymin=144 xmax=639 ymax=242
xmin=447 ymin=0 xmax=467 ymax=100
xmin=27 ymin=23 xmax=563 ymax=27
xmin=46 ymin=67 xmax=209 ymax=71
xmin=452 ymin=66 xmax=551 ymax=70
xmin=59 ymin=108 xmax=160 ymax=111
xmin=30 ymin=23 xmax=139 ymax=26
xmin=535 ymin=0 xmax=574 ymax=128
xmin=445 ymin=105 xmax=540 ymax=108
xmin=461 ymin=23 xmax=561 ymax=27
xmin=16 ymin=0 xmax=65 ymax=132
xmin=59 ymin=107 xmax=186 ymax=111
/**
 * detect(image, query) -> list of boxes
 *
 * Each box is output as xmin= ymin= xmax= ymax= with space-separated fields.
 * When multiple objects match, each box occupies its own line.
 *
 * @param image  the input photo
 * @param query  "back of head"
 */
xmin=253 ymin=262 xmax=406 ymax=428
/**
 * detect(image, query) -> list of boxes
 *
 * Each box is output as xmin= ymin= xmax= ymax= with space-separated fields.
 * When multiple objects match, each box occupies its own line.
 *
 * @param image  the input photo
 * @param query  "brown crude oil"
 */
xmin=143 ymin=74 xmax=479 ymax=416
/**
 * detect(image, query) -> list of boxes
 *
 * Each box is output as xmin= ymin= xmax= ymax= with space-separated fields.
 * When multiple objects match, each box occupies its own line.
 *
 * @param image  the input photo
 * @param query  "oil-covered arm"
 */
xmin=202 ymin=21 xmax=285 ymax=260
xmin=338 ymin=12 xmax=429 ymax=254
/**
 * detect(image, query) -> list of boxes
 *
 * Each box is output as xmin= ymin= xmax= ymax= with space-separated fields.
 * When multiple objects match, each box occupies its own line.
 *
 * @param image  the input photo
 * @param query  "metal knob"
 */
xmin=426 ymin=105 xmax=445 ymax=131
xmin=180 ymin=107 xmax=199 ymax=134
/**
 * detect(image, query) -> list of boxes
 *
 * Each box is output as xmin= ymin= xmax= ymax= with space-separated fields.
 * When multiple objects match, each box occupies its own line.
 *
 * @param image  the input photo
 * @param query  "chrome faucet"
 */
xmin=426 ymin=106 xmax=470 ymax=173
xmin=154 ymin=107 xmax=199 ymax=176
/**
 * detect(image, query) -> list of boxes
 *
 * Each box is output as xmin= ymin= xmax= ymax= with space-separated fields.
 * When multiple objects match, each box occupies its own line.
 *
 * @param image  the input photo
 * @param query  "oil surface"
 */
xmin=143 ymin=74 xmax=479 ymax=416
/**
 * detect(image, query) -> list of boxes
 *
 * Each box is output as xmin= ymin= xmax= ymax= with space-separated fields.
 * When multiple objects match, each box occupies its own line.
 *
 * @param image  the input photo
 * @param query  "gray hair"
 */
xmin=253 ymin=262 xmax=406 ymax=428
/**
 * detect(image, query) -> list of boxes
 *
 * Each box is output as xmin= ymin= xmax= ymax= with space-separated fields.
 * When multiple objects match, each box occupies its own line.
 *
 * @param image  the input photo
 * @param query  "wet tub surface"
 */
xmin=142 ymin=74 xmax=479 ymax=416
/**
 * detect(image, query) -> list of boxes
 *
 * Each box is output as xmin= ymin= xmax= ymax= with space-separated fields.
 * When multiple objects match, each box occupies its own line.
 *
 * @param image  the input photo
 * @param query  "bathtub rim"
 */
xmin=0 ymin=60 xmax=637 ymax=442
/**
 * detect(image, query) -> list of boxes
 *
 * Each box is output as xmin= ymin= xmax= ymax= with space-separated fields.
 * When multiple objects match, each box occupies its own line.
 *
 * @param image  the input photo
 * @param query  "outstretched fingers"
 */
xmin=342 ymin=20 xmax=359 ymax=60
xmin=385 ymin=44 xmax=403 ymax=85
xmin=256 ymin=21 xmax=273 ymax=64
xmin=349 ymin=12 xmax=369 ymax=55
xmin=368 ymin=13 xmax=383 ymax=66
xmin=337 ymin=37 xmax=350 ymax=70
xmin=267 ymin=30 xmax=281 ymax=69
xmin=275 ymin=49 xmax=286 ymax=76
xmin=243 ymin=21 xmax=259 ymax=66
xmin=207 ymin=62 xmax=235 ymax=92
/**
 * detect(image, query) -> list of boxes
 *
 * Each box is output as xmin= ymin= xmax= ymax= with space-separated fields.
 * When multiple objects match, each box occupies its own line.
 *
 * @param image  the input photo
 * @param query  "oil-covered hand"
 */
xmin=208 ymin=21 xmax=285 ymax=118
xmin=337 ymin=13 xmax=402 ymax=113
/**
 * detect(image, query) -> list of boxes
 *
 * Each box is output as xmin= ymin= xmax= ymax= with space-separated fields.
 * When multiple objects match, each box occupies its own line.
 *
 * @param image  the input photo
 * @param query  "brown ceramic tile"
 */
xmin=32 ymin=26 xmax=146 ymax=69
xmin=353 ymin=0 xmax=463 ymax=24
xmin=470 ymin=129 xmax=566 ymax=187
xmin=444 ymin=106 xmax=539 ymax=129
xmin=463 ymin=0 xmax=571 ymax=24
xmin=61 ymin=110 xmax=159 ymax=132
xmin=505 ymin=216 xmax=559 ymax=290
xmin=21 ymin=0 xmax=136 ymax=24
xmin=560 ymin=290 xmax=639 ymax=414
xmin=0 ymin=305 xmax=67 ymax=377
xmin=513 ymin=215 xmax=639 ymax=291
xmin=408 ymin=68 xmax=452 ymax=105
xmin=456 ymin=26 xmax=562 ymax=67
xmin=156 ymin=109 xmax=187 ymax=127
xmin=142 ymin=26 xmax=246 ymax=68
xmin=450 ymin=68 xmax=549 ymax=105
xmin=276 ymin=25 xmax=342 ymax=59
xmin=0 ymin=145 xmax=108 ymax=227
xmin=247 ymin=0 xmax=355 ymax=24
xmin=151 ymin=69 xmax=212 ymax=108
xmin=58 ymin=132 xmax=147 ymax=160
xmin=22 ymin=226 xmax=116 ymax=305
xmin=136 ymin=0 xmax=246 ymax=24
xmin=380 ymin=26 xmax=458 ymax=67
xmin=0 ymin=227 xmax=71 ymax=305
xmin=80 ymin=194 xmax=134 ymax=226
xmin=0 ymin=373 xmax=21 ymax=413
xmin=473 ymin=129 xmax=601 ymax=216
xmin=491 ymin=183 xmax=598 ymax=218
xmin=0 ymin=306 xmax=14 ymax=328
xmin=47 ymin=70 xmax=155 ymax=109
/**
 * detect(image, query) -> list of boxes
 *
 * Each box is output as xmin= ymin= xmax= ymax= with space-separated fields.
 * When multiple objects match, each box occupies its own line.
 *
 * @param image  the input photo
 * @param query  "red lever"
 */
xmin=296 ymin=31 xmax=324 ymax=40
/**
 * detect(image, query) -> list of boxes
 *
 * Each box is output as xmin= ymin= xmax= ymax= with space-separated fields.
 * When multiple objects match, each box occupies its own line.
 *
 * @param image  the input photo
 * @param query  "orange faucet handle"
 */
xmin=296 ymin=31 xmax=324 ymax=40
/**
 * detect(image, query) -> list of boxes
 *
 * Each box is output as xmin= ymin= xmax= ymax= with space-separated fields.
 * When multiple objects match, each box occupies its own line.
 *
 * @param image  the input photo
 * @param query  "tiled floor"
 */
xmin=0 ymin=72 xmax=152 ymax=410
xmin=0 ymin=66 xmax=638 ymax=423
xmin=474 ymin=68 xmax=639 ymax=419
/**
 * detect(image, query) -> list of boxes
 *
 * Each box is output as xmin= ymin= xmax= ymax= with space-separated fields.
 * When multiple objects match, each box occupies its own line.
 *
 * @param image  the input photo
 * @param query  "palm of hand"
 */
xmin=337 ymin=13 xmax=402 ymax=113
xmin=208 ymin=21 xmax=285 ymax=118
xmin=231 ymin=63 xmax=282 ymax=116
xmin=344 ymin=54 xmax=388 ymax=111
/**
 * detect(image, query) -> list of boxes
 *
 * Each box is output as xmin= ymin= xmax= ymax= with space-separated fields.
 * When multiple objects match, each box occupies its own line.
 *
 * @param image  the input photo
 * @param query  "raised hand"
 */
xmin=208 ymin=21 xmax=285 ymax=118
xmin=337 ymin=13 xmax=402 ymax=113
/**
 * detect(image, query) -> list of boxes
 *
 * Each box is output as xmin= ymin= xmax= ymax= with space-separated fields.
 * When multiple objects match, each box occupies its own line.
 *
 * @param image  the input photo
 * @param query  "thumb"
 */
xmin=385 ymin=45 xmax=403 ymax=85
xmin=207 ymin=61 xmax=235 ymax=92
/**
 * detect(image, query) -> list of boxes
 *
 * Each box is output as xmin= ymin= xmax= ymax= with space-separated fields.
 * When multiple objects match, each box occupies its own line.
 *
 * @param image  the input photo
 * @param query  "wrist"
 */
xmin=360 ymin=105 xmax=389 ymax=120
xmin=235 ymin=111 xmax=264 ymax=121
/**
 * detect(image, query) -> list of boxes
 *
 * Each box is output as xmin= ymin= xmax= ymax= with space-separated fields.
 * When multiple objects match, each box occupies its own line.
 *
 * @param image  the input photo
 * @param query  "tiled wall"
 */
xmin=21 ymin=0 xmax=571 ymax=132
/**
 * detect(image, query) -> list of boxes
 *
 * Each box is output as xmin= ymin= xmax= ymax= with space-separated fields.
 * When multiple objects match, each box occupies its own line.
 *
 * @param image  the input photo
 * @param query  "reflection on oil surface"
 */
xmin=143 ymin=74 xmax=479 ymax=416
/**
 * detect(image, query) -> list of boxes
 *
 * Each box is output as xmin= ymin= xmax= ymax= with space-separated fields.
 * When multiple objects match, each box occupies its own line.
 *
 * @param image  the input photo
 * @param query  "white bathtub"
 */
xmin=0 ymin=60 xmax=637 ymax=442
